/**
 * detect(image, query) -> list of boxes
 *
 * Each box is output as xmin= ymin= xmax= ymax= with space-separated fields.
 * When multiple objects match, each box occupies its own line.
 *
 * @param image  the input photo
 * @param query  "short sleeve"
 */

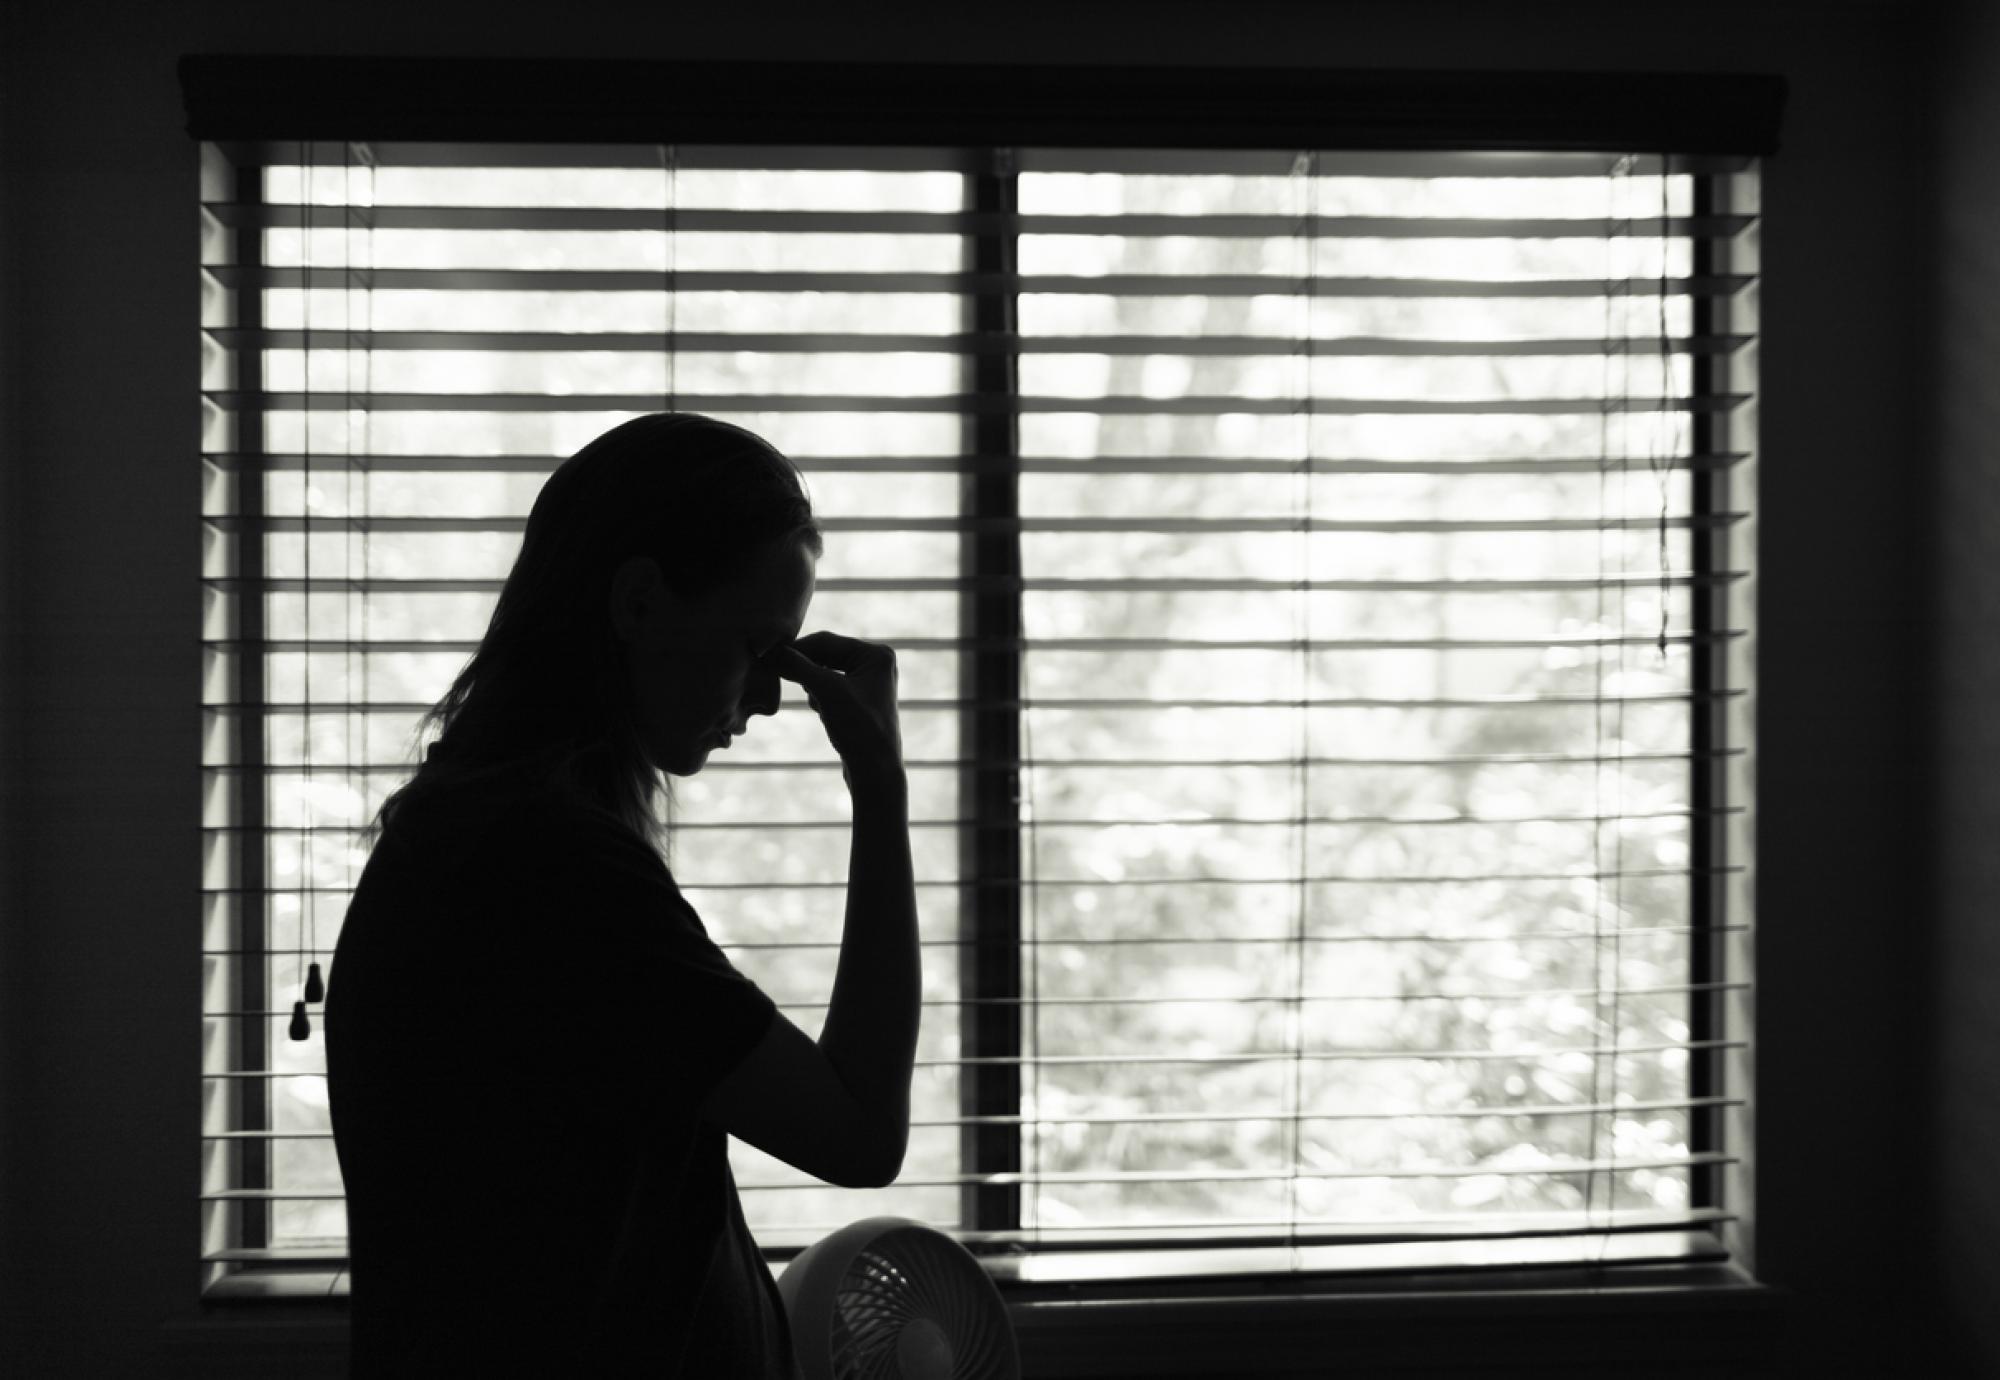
xmin=482 ymin=793 xmax=779 ymax=1120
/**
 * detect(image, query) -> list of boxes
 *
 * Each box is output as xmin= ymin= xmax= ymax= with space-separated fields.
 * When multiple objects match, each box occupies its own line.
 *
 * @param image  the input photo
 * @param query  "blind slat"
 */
xmin=207 ymin=1038 xmax=1741 ymax=1078
xmin=199 ymin=1094 xmax=1745 ymax=1137
xmin=668 ymin=870 xmax=1746 ymax=891
xmin=202 ymin=983 xmax=1750 ymax=1020
xmin=202 ymin=263 xmax=1757 ymax=297
xmin=744 ymin=1152 xmax=1737 ymax=1191
xmin=205 ymin=877 xmax=1745 ymax=901
xmin=204 ymin=747 xmax=1747 ymax=768
xmin=210 ymin=573 xmax=1745 ymax=596
xmin=205 ymin=389 xmax=1749 ymax=418
xmin=213 ymin=691 xmax=1750 ymax=711
xmin=637 ymin=1217 xmax=1739 ymax=1252
xmin=202 ymin=450 xmax=1752 ymax=475
xmin=202 ymin=200 xmax=1758 ymax=240
xmin=203 ymin=327 xmax=1756 ymax=358
xmin=202 ymin=641 xmax=1744 ymax=663
xmin=215 ymin=807 xmax=1741 ymax=836
xmin=204 ymin=924 xmax=1752 ymax=955
xmin=203 ymin=512 xmax=1748 ymax=534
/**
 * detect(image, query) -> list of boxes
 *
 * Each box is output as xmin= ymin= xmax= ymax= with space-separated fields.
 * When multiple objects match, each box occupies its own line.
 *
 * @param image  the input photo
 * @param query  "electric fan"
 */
xmin=776 ymin=1216 xmax=1021 ymax=1380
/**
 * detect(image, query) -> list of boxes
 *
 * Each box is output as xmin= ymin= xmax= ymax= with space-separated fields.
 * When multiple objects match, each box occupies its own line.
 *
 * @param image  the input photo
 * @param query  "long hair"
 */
xmin=359 ymin=413 xmax=822 ymax=860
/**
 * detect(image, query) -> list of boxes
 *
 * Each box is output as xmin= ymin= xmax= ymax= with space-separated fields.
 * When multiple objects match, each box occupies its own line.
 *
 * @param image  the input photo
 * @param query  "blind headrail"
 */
xmin=179 ymin=58 xmax=1784 ymax=154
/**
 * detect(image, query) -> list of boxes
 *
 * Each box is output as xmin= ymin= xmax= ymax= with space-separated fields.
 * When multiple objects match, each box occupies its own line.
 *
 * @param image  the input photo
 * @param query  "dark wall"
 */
xmin=0 ymin=0 xmax=23 ymax=1363
xmin=0 ymin=1 xmax=1969 ymax=1376
xmin=1923 ymin=0 xmax=2000 ymax=1374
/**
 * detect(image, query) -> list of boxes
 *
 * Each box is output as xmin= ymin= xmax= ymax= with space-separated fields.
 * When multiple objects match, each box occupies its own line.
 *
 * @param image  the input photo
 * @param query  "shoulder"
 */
xmin=380 ymin=776 xmax=657 ymax=894
xmin=514 ymin=785 xmax=673 ymax=882
xmin=379 ymin=769 xmax=708 ymax=930
xmin=504 ymin=786 xmax=723 ymax=935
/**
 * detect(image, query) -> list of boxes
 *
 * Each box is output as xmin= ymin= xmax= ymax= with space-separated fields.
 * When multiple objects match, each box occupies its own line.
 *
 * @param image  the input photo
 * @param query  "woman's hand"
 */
xmin=767 ymin=632 xmax=904 ymax=789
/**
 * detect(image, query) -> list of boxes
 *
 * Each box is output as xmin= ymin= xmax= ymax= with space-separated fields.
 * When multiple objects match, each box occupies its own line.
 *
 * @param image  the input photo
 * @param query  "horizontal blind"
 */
xmin=196 ymin=138 xmax=1757 ymax=1295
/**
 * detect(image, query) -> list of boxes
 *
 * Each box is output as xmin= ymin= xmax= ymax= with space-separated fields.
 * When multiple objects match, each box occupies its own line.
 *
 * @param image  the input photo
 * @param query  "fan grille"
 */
xmin=824 ymin=1228 xmax=1016 ymax=1380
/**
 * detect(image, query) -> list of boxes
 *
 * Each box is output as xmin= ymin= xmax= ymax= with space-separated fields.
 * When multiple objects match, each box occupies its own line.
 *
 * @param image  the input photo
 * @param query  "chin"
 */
xmin=663 ymin=743 xmax=714 ymax=778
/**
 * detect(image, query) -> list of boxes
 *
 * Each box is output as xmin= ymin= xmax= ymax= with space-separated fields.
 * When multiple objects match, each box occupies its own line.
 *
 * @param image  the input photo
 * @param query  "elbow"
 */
xmin=856 ymin=1162 xmax=902 ymax=1191
xmin=852 ymin=1130 xmax=907 ymax=1191
xmin=866 ymin=1154 xmax=905 ymax=1191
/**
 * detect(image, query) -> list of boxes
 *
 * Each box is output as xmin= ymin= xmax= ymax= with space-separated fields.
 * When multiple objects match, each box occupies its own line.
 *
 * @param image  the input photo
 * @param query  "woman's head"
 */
xmin=608 ymin=527 xmax=816 ymax=777
xmin=365 ymin=413 xmax=822 ymax=854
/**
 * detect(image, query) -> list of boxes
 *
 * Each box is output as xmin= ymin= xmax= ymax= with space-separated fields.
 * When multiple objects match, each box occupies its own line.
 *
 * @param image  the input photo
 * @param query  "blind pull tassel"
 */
xmin=289 ymin=960 xmax=325 ymax=1040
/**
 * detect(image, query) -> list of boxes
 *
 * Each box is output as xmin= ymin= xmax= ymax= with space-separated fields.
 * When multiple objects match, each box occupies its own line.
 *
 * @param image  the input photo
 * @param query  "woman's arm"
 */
xmin=813 ymin=765 xmax=919 ymax=1179
xmin=696 ymin=634 xmax=919 ymax=1186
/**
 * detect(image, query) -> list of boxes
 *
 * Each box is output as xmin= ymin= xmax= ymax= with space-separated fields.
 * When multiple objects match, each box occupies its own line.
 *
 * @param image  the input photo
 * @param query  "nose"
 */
xmin=741 ymin=659 xmax=782 ymax=721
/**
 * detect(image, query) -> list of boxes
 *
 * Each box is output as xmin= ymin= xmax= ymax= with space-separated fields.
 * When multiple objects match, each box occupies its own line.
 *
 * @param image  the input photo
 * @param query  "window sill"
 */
xmin=1006 ymin=1264 xmax=1787 ymax=1377
xmin=175 ymin=1245 xmax=1788 ymax=1378
xmin=165 ymin=1279 xmax=1786 ymax=1380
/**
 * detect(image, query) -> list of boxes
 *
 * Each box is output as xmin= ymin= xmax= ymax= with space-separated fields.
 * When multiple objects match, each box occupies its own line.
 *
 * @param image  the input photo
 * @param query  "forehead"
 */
xmin=714 ymin=535 xmax=816 ymax=626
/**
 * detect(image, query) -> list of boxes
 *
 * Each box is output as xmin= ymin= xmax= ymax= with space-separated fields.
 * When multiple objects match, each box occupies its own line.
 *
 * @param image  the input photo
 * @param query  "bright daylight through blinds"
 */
xmin=198 ymin=140 xmax=1757 ymax=1296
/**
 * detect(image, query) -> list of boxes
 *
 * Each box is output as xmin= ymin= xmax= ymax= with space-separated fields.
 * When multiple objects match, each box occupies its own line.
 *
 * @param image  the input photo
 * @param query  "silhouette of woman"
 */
xmin=325 ymin=413 xmax=920 ymax=1377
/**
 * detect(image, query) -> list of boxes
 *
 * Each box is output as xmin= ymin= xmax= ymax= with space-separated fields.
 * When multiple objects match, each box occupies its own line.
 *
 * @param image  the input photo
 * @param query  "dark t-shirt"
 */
xmin=324 ymin=765 xmax=801 ymax=1378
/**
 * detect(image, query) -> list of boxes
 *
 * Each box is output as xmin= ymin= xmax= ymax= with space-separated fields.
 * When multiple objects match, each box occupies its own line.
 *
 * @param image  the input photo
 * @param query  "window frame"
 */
xmin=184 ymin=58 xmax=1785 ymax=1362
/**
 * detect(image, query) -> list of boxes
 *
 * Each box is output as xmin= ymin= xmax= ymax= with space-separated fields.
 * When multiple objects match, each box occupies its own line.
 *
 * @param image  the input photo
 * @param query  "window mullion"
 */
xmin=959 ymin=147 xmax=1024 ymax=1239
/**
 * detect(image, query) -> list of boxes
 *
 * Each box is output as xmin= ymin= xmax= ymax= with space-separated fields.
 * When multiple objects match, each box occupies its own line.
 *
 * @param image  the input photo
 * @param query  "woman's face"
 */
xmin=610 ymin=533 xmax=817 ymax=777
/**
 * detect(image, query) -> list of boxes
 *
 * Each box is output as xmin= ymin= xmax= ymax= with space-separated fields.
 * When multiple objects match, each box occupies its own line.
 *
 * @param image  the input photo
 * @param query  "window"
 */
xmin=190 ymin=60 xmax=1772 ymax=1303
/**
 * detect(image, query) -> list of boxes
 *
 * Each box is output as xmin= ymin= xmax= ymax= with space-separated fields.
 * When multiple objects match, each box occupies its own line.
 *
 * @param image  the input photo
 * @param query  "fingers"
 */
xmin=768 ymin=632 xmax=896 ymax=680
xmin=779 ymin=631 xmax=897 ymax=676
xmin=766 ymin=631 xmax=903 ymax=767
xmin=765 ymin=643 xmax=833 ymax=688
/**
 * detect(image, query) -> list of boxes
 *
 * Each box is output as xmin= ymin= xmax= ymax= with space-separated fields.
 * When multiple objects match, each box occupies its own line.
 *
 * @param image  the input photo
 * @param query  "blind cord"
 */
xmin=362 ymin=144 xmax=375 ymax=880
xmin=1000 ymin=144 xmax=1040 ymax=1257
xmin=1584 ymin=153 xmax=1624 ymax=1284
xmin=1025 ymin=660 xmax=1040 ymax=1256
xmin=1600 ymin=155 xmax=1680 ymax=1276
xmin=1653 ymin=162 xmax=1675 ymax=660
xmin=1285 ymin=148 xmax=1319 ymax=1271
xmin=325 ymin=142 xmax=358 ymax=1008
xmin=290 ymin=141 xmax=319 ymax=1041
xmin=325 ymin=145 xmax=374 ymax=1298
xmin=658 ymin=142 xmax=678 ymax=853
xmin=1022 ymin=311 xmax=1041 ymax=1258
xmin=1588 ymin=151 xmax=1679 ymax=1292
xmin=664 ymin=142 xmax=677 ymax=416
